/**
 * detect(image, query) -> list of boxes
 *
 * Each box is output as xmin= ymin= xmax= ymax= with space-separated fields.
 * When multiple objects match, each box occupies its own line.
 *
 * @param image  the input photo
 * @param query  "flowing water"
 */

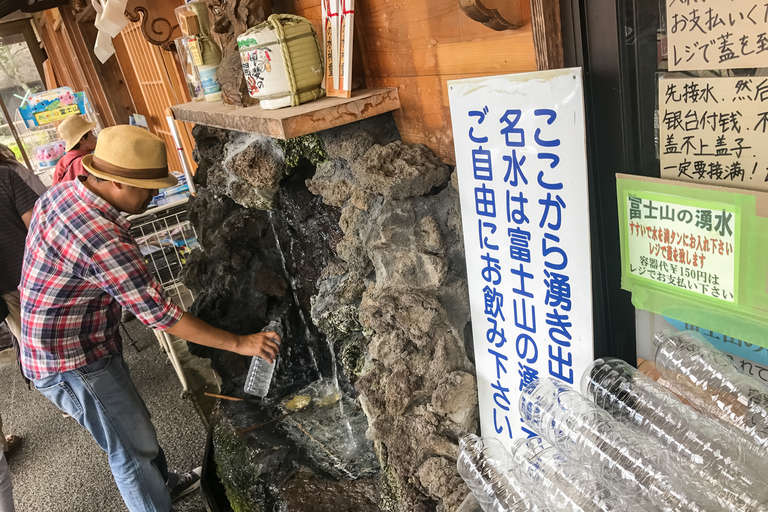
xmin=269 ymin=211 xmax=322 ymax=380
xmin=268 ymin=212 xmax=356 ymax=451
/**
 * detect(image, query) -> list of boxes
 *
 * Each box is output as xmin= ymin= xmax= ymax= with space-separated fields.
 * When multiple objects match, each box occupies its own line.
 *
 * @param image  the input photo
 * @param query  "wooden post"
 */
xmin=530 ymin=0 xmax=564 ymax=70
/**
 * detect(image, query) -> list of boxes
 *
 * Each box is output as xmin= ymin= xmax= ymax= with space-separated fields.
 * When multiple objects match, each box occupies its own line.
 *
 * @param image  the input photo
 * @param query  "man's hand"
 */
xmin=236 ymin=332 xmax=281 ymax=363
xmin=166 ymin=313 xmax=281 ymax=362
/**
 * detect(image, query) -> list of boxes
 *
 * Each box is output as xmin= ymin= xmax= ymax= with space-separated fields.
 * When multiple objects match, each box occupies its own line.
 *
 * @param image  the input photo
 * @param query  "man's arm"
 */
xmin=8 ymin=169 xmax=38 ymax=222
xmin=52 ymin=158 xmax=66 ymax=185
xmin=21 ymin=208 xmax=33 ymax=229
xmin=166 ymin=312 xmax=280 ymax=362
xmin=88 ymin=240 xmax=279 ymax=362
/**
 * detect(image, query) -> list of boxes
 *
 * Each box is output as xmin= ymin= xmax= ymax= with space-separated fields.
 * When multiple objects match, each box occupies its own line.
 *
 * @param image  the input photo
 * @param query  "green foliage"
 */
xmin=276 ymin=133 xmax=327 ymax=169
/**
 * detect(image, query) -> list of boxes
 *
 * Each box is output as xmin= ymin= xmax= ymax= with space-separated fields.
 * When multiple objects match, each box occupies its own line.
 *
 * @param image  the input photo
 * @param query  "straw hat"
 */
xmin=57 ymin=115 xmax=97 ymax=152
xmin=82 ymin=125 xmax=178 ymax=190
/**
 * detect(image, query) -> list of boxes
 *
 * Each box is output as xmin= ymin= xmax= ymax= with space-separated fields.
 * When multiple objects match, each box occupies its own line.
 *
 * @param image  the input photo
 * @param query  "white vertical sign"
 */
xmin=448 ymin=68 xmax=595 ymax=452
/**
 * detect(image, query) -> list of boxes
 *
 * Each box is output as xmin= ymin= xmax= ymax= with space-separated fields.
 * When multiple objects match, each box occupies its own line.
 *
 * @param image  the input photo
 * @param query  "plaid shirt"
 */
xmin=19 ymin=178 xmax=183 ymax=380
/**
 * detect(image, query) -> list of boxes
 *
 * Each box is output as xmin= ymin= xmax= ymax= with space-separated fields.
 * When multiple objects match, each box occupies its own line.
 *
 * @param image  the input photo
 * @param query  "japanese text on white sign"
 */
xmin=659 ymin=76 xmax=768 ymax=191
xmin=448 ymin=69 xmax=595 ymax=452
xmin=667 ymin=0 xmax=768 ymax=71
xmin=626 ymin=193 xmax=737 ymax=302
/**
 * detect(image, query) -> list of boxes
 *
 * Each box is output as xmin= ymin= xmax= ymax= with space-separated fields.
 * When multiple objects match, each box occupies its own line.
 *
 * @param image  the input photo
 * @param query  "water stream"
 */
xmin=268 ymin=211 xmax=321 ymax=380
xmin=268 ymin=211 xmax=357 ymax=453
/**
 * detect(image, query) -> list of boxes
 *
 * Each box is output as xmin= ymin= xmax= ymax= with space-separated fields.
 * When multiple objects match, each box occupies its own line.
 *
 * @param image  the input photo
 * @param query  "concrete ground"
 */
xmin=0 ymin=319 xmax=219 ymax=512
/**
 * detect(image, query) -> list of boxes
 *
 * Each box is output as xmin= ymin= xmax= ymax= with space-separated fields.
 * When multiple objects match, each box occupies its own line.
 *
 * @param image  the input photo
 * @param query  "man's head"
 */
xmin=82 ymin=125 xmax=176 ymax=215
xmin=57 ymin=115 xmax=98 ymax=152
xmin=87 ymin=176 xmax=158 ymax=215
xmin=74 ymin=131 xmax=97 ymax=153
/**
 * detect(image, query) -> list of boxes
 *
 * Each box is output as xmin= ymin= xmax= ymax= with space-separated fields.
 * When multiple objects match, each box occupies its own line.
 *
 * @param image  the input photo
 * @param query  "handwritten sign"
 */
xmin=667 ymin=0 xmax=768 ymax=71
xmin=625 ymin=192 xmax=737 ymax=303
xmin=659 ymin=76 xmax=768 ymax=191
xmin=448 ymin=69 xmax=595 ymax=453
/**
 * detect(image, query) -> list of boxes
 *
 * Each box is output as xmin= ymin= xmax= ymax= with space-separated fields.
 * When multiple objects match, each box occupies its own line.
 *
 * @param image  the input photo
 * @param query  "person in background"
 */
xmin=0 ymin=144 xmax=46 ymax=196
xmin=53 ymin=115 xmax=97 ymax=185
xmin=0 ymin=165 xmax=38 ymax=512
xmin=19 ymin=126 xmax=280 ymax=511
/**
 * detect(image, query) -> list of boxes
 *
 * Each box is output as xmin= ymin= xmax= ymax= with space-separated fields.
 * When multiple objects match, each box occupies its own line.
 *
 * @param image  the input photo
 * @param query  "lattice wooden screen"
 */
xmin=116 ymin=19 xmax=196 ymax=177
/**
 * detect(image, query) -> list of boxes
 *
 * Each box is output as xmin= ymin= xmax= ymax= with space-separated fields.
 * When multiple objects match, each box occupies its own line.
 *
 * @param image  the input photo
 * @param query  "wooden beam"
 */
xmin=75 ymin=4 xmax=96 ymax=24
xmin=40 ymin=10 xmax=84 ymax=93
xmin=58 ymin=6 xmax=117 ymax=125
xmin=43 ymin=59 xmax=57 ymax=89
xmin=74 ymin=12 xmax=135 ymax=124
xmin=51 ymin=15 xmax=62 ymax=31
xmin=530 ymin=0 xmax=564 ymax=70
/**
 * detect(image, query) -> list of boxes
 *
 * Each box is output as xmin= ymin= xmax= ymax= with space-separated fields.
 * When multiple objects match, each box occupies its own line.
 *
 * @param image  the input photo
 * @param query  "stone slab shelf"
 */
xmin=170 ymin=88 xmax=400 ymax=139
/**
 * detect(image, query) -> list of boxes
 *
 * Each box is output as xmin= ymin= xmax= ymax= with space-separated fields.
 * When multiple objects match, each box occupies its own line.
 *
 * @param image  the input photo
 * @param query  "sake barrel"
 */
xmin=237 ymin=14 xmax=324 ymax=110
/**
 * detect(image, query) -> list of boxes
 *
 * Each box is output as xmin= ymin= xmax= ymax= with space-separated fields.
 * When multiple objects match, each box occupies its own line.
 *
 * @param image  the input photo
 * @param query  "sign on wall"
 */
xmin=617 ymin=174 xmax=768 ymax=349
xmin=448 ymin=68 xmax=595 ymax=451
xmin=624 ymin=192 xmax=738 ymax=303
xmin=659 ymin=76 xmax=768 ymax=191
xmin=666 ymin=0 xmax=768 ymax=71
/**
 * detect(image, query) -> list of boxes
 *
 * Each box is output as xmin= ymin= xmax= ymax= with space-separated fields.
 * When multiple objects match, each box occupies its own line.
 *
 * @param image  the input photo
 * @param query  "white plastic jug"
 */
xmin=99 ymin=0 xmax=129 ymax=38
xmin=94 ymin=30 xmax=115 ymax=63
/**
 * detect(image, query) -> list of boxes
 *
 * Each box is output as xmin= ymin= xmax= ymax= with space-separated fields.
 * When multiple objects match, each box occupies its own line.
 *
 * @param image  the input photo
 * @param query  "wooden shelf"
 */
xmin=170 ymin=88 xmax=400 ymax=139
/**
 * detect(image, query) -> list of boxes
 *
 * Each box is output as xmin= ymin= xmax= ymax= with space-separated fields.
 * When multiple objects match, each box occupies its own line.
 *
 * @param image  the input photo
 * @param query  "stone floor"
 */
xmin=0 ymin=319 xmax=218 ymax=512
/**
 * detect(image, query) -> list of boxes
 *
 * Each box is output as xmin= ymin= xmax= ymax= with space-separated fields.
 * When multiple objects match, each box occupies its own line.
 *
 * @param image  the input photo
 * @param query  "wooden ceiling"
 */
xmin=0 ymin=0 xmax=69 ymax=20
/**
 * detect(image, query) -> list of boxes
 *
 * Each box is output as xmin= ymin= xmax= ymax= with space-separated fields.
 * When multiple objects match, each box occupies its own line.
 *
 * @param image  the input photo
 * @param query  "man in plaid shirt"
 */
xmin=19 ymin=126 xmax=279 ymax=512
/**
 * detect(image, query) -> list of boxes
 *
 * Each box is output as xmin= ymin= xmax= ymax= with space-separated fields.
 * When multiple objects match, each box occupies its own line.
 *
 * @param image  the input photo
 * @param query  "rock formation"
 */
xmin=207 ymin=0 xmax=272 ymax=106
xmin=183 ymin=114 xmax=478 ymax=511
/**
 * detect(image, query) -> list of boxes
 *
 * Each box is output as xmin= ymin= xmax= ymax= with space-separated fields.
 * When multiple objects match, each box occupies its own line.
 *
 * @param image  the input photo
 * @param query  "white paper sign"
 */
xmin=448 ymin=68 xmax=595 ymax=451
xmin=659 ymin=76 xmax=768 ymax=191
xmin=624 ymin=193 xmax=737 ymax=302
xmin=667 ymin=0 xmax=768 ymax=71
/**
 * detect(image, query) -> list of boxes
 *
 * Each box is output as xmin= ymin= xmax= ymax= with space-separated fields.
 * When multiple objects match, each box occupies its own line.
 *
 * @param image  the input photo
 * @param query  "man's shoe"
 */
xmin=168 ymin=466 xmax=202 ymax=502
xmin=3 ymin=435 xmax=21 ymax=458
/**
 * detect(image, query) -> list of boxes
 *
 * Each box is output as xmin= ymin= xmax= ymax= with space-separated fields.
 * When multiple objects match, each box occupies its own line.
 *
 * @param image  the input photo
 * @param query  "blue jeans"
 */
xmin=33 ymin=354 xmax=171 ymax=512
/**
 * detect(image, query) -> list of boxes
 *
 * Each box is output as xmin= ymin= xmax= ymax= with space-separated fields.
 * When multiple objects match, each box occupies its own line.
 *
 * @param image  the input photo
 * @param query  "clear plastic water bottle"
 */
xmin=508 ymin=436 xmax=647 ymax=512
xmin=519 ymin=378 xmax=714 ymax=512
xmin=243 ymin=320 xmax=282 ymax=397
xmin=457 ymin=434 xmax=546 ymax=512
xmin=584 ymin=357 xmax=768 ymax=512
xmin=653 ymin=329 xmax=768 ymax=455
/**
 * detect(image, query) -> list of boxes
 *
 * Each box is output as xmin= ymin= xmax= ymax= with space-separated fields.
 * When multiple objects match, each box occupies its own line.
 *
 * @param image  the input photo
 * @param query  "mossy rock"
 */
xmin=214 ymin=420 xmax=268 ymax=512
xmin=376 ymin=443 xmax=410 ymax=512
xmin=340 ymin=332 xmax=369 ymax=383
xmin=212 ymin=407 xmax=292 ymax=512
xmin=315 ymin=304 xmax=363 ymax=342
xmin=276 ymin=133 xmax=327 ymax=169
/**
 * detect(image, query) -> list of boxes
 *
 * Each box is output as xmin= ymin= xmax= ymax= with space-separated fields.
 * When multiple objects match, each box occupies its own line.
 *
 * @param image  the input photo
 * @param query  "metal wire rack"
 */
xmin=129 ymin=197 xmax=198 ymax=393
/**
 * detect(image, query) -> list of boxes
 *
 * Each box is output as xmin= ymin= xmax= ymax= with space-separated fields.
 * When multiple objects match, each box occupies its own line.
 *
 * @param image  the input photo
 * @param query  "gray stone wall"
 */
xmin=183 ymin=114 xmax=478 ymax=512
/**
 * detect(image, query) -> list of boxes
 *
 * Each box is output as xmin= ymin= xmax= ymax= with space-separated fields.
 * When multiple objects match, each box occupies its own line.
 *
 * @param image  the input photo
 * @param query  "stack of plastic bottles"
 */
xmin=458 ymin=330 xmax=768 ymax=512
xmin=457 ymin=434 xmax=544 ymax=512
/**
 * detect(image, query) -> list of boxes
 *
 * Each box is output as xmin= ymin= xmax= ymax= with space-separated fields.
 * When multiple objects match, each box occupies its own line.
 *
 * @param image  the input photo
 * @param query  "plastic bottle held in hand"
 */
xmin=243 ymin=320 xmax=283 ymax=397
